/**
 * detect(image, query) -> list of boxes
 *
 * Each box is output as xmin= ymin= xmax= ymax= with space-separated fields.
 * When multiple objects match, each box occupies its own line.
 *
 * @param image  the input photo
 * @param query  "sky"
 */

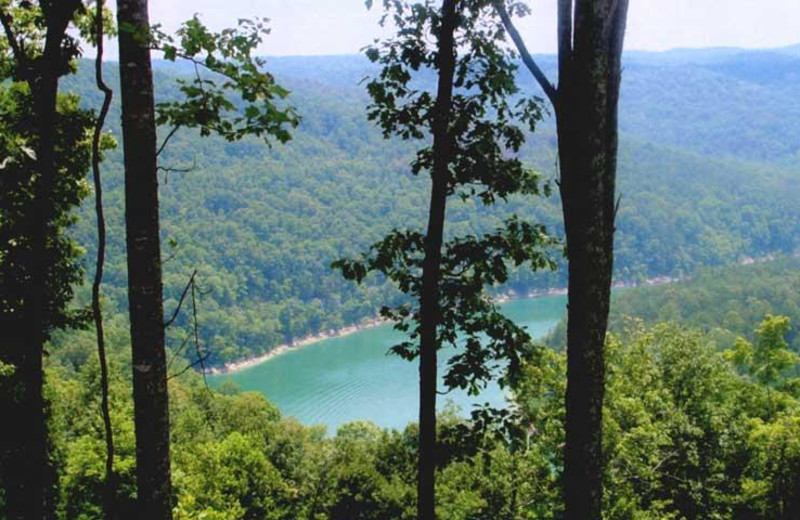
xmin=142 ymin=0 xmax=800 ymax=57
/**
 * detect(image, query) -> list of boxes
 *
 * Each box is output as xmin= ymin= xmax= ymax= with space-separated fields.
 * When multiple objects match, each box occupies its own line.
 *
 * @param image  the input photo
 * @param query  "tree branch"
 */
xmin=164 ymin=270 xmax=197 ymax=329
xmin=164 ymin=269 xmax=209 ymax=387
xmin=0 ymin=6 xmax=25 ymax=71
xmin=167 ymin=352 xmax=210 ymax=381
xmin=157 ymin=156 xmax=197 ymax=184
xmin=155 ymin=124 xmax=180 ymax=157
xmin=492 ymin=1 xmax=558 ymax=106
xmin=191 ymin=275 xmax=209 ymax=388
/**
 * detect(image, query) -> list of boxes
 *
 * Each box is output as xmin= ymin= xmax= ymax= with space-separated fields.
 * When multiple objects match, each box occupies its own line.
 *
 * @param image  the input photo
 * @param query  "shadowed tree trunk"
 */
xmin=116 ymin=0 xmax=173 ymax=518
xmin=417 ymin=2 xmax=458 ymax=518
xmin=495 ymin=1 xmax=630 ymax=518
xmin=0 ymin=2 xmax=81 ymax=517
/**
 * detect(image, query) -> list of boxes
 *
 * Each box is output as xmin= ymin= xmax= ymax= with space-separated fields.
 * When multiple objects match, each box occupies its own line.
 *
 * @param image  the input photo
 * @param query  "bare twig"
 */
xmin=164 ymin=269 xmax=197 ymax=329
xmin=164 ymin=269 xmax=209 ymax=389
xmin=167 ymin=352 xmax=211 ymax=381
xmin=191 ymin=275 xmax=209 ymax=388
xmin=166 ymin=332 xmax=194 ymax=370
xmin=157 ymin=156 xmax=197 ymax=184
xmin=162 ymin=244 xmax=180 ymax=265
xmin=155 ymin=124 xmax=180 ymax=157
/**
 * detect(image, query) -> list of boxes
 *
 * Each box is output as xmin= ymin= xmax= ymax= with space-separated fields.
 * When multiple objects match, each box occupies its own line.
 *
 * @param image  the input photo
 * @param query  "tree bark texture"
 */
xmin=556 ymin=2 xmax=629 ymax=520
xmin=116 ymin=0 xmax=173 ymax=518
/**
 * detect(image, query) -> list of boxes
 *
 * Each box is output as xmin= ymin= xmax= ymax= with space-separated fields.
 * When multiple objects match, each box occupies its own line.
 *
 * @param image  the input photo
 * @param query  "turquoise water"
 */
xmin=210 ymin=294 xmax=566 ymax=433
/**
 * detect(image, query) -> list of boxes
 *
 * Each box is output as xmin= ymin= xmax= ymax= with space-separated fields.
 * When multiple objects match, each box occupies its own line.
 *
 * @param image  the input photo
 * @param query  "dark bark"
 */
xmin=495 ymin=1 xmax=629 ymax=518
xmin=116 ymin=1 xmax=173 ymax=518
xmin=559 ymin=6 xmax=628 ymax=519
xmin=0 ymin=3 xmax=79 ymax=517
xmin=416 ymin=2 xmax=458 ymax=519
xmin=91 ymin=1 xmax=116 ymax=517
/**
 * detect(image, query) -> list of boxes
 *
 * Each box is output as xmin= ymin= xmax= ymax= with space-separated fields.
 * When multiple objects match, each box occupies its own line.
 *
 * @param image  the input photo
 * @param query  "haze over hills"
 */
xmin=61 ymin=45 xmax=800 ymax=364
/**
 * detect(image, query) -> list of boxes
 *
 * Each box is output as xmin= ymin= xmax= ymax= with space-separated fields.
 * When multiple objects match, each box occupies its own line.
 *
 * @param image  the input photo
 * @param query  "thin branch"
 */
xmin=0 ymin=7 xmax=21 ymax=60
xmin=157 ymin=156 xmax=197 ymax=184
xmin=493 ymin=0 xmax=558 ymax=106
xmin=191 ymin=275 xmax=209 ymax=388
xmin=163 ymin=270 xmax=209 ymax=388
xmin=164 ymin=270 xmax=197 ymax=329
xmin=167 ymin=352 xmax=211 ymax=381
xmin=167 ymin=332 xmax=194 ymax=371
xmin=157 ymin=163 xmax=197 ymax=174
xmin=162 ymin=244 xmax=181 ymax=265
xmin=155 ymin=124 xmax=180 ymax=157
xmin=90 ymin=1 xmax=116 ymax=517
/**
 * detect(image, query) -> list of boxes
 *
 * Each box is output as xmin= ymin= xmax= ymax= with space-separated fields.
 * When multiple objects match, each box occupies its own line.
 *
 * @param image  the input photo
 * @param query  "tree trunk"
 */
xmin=417 ymin=1 xmax=458 ymax=519
xmin=557 ymin=2 xmax=628 ymax=519
xmin=116 ymin=1 xmax=173 ymax=518
xmin=0 ymin=10 xmax=75 ymax=517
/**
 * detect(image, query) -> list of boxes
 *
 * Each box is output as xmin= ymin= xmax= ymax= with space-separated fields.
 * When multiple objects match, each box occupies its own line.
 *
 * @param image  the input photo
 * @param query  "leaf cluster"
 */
xmin=335 ymin=0 xmax=558 ymax=406
xmin=364 ymin=0 xmax=548 ymax=204
xmin=150 ymin=16 xmax=299 ymax=144
xmin=0 ymin=0 xmax=85 ymax=82
xmin=0 ymin=81 xmax=97 ymax=336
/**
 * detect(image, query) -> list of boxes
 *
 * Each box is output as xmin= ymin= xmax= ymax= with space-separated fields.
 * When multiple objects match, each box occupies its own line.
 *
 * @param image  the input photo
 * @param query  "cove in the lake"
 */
xmin=209 ymin=294 xmax=566 ymax=432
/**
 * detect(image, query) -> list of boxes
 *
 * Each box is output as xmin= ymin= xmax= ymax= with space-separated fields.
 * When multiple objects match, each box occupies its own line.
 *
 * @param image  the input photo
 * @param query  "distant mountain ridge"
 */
xmin=59 ymin=46 xmax=800 ymax=364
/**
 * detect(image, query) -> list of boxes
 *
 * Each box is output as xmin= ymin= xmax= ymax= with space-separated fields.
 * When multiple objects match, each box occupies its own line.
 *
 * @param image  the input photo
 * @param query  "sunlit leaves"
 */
xmin=725 ymin=314 xmax=800 ymax=394
xmin=0 ymin=0 xmax=84 ymax=81
xmin=149 ymin=15 xmax=299 ymax=144
xmin=335 ymin=0 xmax=558 ymax=418
xmin=0 ymin=83 xmax=95 ymax=334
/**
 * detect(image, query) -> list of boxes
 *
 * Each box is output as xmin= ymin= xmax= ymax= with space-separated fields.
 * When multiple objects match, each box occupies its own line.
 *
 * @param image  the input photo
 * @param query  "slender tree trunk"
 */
xmin=557 ymin=2 xmax=628 ymax=519
xmin=116 ymin=1 xmax=173 ymax=518
xmin=417 ymin=2 xmax=458 ymax=519
xmin=91 ymin=1 xmax=116 ymax=517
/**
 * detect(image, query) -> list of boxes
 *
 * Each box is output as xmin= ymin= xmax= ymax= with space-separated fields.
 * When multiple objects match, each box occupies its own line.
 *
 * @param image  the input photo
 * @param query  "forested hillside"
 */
xmin=546 ymin=256 xmax=800 ymax=352
xmin=611 ymin=257 xmax=800 ymax=349
xmin=5 ymin=0 xmax=800 ymax=517
xmin=63 ymin=47 xmax=800 ymax=364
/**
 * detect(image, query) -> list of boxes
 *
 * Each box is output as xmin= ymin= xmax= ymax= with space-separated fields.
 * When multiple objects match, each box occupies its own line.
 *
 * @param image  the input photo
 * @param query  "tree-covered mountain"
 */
xmin=61 ymin=47 xmax=800 ymax=364
xmin=610 ymin=257 xmax=800 ymax=350
xmin=546 ymin=256 xmax=800 ymax=352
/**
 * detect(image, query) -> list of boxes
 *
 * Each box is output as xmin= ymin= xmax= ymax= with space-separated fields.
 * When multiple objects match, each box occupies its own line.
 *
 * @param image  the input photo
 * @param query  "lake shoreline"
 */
xmin=213 ymin=250 xmax=793 ymax=375
xmin=205 ymin=317 xmax=389 ymax=375
xmin=207 ymin=277 xmax=679 ymax=375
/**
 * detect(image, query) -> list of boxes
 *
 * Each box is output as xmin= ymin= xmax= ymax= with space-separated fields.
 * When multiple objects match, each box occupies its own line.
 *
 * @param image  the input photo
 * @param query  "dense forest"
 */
xmin=63 ymin=48 xmax=800 ymax=365
xmin=3 ymin=0 xmax=800 ymax=519
xmin=43 ymin=263 xmax=800 ymax=519
xmin=546 ymin=256 xmax=800 ymax=351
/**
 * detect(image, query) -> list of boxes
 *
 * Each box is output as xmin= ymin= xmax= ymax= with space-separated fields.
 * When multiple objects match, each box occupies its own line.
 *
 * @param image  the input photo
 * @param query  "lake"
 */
xmin=210 ymin=294 xmax=566 ymax=433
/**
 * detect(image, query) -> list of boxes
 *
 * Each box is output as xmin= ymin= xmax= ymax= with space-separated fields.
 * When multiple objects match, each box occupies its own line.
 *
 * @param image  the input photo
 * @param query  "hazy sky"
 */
xmin=144 ymin=0 xmax=800 ymax=56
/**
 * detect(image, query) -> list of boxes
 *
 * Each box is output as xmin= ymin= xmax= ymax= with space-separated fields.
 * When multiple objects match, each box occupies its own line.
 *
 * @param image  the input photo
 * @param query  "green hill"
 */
xmin=59 ymin=48 xmax=800 ymax=364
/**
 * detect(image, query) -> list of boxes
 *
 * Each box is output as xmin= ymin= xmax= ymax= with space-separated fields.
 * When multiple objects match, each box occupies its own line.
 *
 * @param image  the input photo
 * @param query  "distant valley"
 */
xmin=61 ymin=46 xmax=800 ymax=365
